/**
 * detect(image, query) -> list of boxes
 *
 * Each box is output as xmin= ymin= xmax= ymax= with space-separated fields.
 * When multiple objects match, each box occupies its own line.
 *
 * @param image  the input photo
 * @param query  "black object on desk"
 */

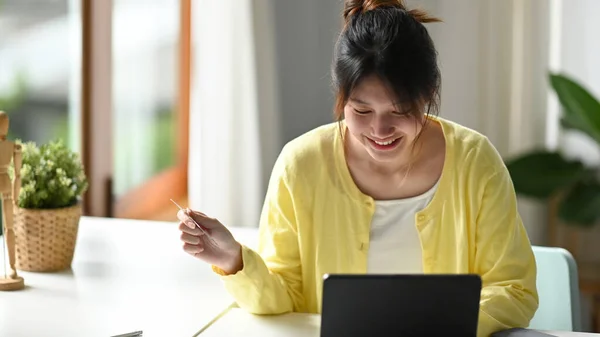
xmin=110 ymin=330 xmax=143 ymax=337
xmin=320 ymin=274 xmax=482 ymax=337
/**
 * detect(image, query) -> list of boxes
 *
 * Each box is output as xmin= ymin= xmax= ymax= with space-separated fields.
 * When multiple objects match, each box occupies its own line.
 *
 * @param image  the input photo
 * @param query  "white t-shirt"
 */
xmin=366 ymin=181 xmax=439 ymax=274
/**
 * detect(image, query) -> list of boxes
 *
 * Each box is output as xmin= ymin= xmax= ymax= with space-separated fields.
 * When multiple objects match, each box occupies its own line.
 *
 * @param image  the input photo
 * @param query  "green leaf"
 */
xmin=505 ymin=150 xmax=588 ymax=199
xmin=13 ymin=139 xmax=88 ymax=209
xmin=550 ymin=73 xmax=600 ymax=143
xmin=558 ymin=181 xmax=600 ymax=227
xmin=560 ymin=117 xmax=579 ymax=131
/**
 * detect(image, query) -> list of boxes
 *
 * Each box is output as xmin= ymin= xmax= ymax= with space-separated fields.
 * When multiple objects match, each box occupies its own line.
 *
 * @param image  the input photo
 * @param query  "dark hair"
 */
xmin=332 ymin=0 xmax=442 ymax=131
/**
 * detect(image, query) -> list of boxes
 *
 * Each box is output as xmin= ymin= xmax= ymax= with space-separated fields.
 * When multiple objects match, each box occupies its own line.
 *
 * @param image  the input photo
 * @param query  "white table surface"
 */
xmin=2 ymin=217 xmax=597 ymax=337
xmin=199 ymin=307 xmax=599 ymax=337
xmin=0 ymin=216 xmax=259 ymax=337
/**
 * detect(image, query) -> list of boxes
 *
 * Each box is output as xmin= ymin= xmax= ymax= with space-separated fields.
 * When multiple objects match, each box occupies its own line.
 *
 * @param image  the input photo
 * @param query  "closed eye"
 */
xmin=353 ymin=108 xmax=371 ymax=115
xmin=392 ymin=110 xmax=411 ymax=117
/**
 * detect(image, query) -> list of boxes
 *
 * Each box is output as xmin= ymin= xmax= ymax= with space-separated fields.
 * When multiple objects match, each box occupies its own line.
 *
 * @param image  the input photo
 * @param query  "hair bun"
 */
xmin=343 ymin=0 xmax=440 ymax=24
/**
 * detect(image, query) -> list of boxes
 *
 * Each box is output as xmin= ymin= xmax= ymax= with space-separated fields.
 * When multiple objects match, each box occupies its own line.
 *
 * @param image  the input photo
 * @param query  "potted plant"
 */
xmin=505 ymin=72 xmax=600 ymax=228
xmin=10 ymin=139 xmax=88 ymax=272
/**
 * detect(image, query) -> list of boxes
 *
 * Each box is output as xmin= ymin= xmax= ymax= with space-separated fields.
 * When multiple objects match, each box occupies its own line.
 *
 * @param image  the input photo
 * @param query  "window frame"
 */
xmin=81 ymin=0 xmax=191 ymax=219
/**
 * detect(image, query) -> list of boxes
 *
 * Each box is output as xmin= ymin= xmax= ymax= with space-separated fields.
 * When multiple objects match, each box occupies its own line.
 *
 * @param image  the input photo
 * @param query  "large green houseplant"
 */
xmin=505 ymin=73 xmax=600 ymax=228
xmin=11 ymin=139 xmax=88 ymax=272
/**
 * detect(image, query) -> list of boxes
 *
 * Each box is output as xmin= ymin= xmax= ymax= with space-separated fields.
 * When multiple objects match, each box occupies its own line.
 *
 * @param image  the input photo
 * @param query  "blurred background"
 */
xmin=1 ymin=0 xmax=599 ymax=331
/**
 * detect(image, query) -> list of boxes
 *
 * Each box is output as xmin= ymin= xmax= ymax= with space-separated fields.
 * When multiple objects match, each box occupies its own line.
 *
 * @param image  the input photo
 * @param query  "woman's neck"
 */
xmin=342 ymin=121 xmax=445 ymax=200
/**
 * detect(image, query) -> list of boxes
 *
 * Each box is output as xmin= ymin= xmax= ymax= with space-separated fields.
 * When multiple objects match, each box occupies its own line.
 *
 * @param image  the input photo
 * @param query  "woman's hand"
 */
xmin=177 ymin=209 xmax=243 ymax=274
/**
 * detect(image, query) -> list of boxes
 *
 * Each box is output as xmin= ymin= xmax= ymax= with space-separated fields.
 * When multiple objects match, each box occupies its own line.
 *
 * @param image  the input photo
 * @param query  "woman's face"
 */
xmin=343 ymin=75 xmax=424 ymax=164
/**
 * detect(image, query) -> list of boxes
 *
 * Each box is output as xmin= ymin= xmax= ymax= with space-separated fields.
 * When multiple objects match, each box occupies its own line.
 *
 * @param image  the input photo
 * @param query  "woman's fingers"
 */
xmin=181 ymin=232 xmax=202 ymax=245
xmin=177 ymin=210 xmax=197 ymax=229
xmin=177 ymin=209 xmax=220 ymax=230
xmin=176 ymin=208 xmax=227 ymax=259
xmin=178 ymin=221 xmax=204 ymax=236
xmin=183 ymin=242 xmax=204 ymax=254
xmin=180 ymin=224 xmax=207 ymax=255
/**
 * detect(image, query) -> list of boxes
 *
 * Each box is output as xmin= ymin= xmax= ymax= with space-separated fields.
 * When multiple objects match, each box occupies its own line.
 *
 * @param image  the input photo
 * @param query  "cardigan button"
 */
xmin=417 ymin=214 xmax=426 ymax=221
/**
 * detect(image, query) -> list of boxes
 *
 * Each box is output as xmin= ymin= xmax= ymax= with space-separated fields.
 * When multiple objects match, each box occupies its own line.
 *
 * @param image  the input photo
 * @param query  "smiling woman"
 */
xmin=333 ymin=1 xmax=444 ymax=200
xmin=177 ymin=1 xmax=539 ymax=336
xmin=340 ymin=74 xmax=446 ymax=201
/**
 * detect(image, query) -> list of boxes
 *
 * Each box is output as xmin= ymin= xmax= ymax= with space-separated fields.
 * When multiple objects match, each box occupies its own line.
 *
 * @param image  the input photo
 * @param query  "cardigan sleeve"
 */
xmin=212 ymin=149 xmax=305 ymax=314
xmin=474 ymin=163 xmax=539 ymax=337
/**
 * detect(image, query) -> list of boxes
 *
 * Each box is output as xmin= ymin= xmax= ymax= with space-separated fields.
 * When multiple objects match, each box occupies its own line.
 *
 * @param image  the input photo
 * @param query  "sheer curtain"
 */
xmin=188 ymin=0 xmax=280 ymax=228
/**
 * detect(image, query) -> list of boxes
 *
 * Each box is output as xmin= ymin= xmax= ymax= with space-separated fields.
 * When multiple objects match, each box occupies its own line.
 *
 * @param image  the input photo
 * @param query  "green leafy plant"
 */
xmin=505 ymin=72 xmax=600 ymax=228
xmin=13 ymin=139 xmax=88 ymax=209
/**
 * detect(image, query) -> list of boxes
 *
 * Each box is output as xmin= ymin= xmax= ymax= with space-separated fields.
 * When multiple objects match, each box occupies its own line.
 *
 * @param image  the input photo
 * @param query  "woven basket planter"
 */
xmin=12 ymin=203 xmax=82 ymax=272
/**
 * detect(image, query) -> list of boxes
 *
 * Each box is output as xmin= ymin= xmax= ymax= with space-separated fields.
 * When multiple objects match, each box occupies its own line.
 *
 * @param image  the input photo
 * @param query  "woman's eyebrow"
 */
xmin=349 ymin=97 xmax=403 ymax=107
xmin=348 ymin=97 xmax=369 ymax=105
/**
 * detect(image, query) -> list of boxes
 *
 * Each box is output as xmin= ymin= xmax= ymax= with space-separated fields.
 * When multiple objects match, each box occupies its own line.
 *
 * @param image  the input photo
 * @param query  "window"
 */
xmin=108 ymin=0 xmax=190 ymax=220
xmin=2 ymin=0 xmax=192 ymax=220
xmin=0 ymin=0 xmax=81 ymax=150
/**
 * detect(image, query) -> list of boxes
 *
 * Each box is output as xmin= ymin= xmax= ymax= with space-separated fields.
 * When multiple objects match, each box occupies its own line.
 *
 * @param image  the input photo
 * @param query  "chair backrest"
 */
xmin=529 ymin=246 xmax=582 ymax=331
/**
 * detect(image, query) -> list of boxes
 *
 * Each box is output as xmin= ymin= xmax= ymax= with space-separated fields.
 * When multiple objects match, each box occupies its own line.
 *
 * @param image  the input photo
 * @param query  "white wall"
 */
xmin=559 ymin=0 xmax=600 ymax=168
xmin=270 ymin=0 xmax=342 ymax=145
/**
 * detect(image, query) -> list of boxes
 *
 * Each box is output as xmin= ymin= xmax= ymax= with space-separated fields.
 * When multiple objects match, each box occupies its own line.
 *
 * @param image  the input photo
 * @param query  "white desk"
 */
xmin=0 ymin=216 xmax=259 ymax=337
xmin=198 ymin=307 xmax=320 ymax=337
xmin=198 ymin=307 xmax=599 ymax=337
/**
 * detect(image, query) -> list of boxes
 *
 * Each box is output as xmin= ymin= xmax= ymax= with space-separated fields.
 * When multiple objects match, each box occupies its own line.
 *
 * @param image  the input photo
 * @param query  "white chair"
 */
xmin=529 ymin=246 xmax=582 ymax=331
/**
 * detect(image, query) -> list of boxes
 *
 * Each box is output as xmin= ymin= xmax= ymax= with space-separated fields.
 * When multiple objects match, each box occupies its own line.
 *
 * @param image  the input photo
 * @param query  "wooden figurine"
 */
xmin=0 ymin=111 xmax=24 ymax=291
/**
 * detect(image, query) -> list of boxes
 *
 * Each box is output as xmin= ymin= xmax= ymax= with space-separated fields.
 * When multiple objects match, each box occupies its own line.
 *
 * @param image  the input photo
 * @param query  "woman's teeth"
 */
xmin=374 ymin=139 xmax=396 ymax=146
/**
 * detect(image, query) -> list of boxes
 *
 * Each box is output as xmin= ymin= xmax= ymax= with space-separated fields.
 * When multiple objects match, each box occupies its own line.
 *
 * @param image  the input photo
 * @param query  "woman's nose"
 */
xmin=372 ymin=114 xmax=395 ymax=136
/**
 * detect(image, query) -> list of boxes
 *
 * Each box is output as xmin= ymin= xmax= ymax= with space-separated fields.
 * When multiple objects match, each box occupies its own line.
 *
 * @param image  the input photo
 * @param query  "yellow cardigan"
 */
xmin=214 ymin=117 xmax=539 ymax=337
